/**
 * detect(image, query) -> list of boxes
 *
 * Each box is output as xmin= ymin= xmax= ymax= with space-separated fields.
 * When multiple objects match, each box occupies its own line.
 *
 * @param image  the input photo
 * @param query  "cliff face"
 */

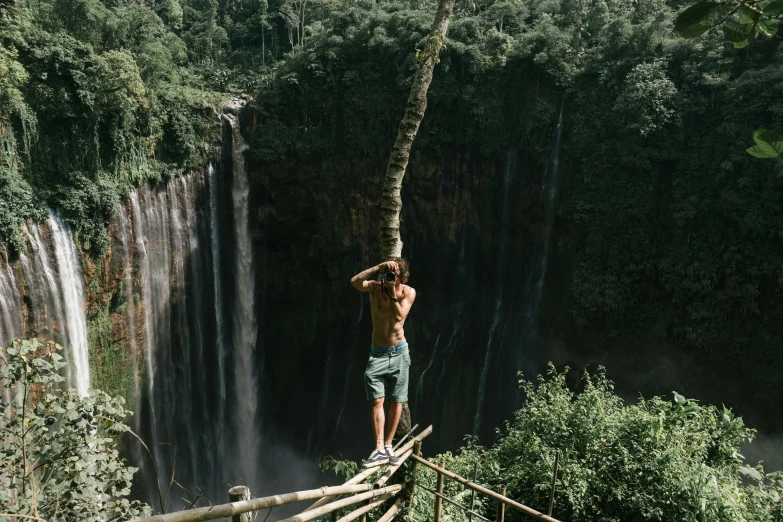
xmin=239 ymin=101 xmax=783 ymax=465
xmin=243 ymin=109 xmax=558 ymax=455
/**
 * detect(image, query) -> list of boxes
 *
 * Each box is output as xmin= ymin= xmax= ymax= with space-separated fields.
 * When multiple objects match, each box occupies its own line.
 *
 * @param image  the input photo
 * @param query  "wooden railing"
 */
xmin=130 ymin=425 xmax=562 ymax=522
xmin=409 ymin=450 xmax=561 ymax=522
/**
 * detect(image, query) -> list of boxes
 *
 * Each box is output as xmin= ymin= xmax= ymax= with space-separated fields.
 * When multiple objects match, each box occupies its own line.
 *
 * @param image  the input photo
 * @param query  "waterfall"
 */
xmin=21 ymin=223 xmax=67 ymax=359
xmin=1 ymin=218 xmax=90 ymax=396
xmin=473 ymin=150 xmax=517 ymax=435
xmin=0 ymin=249 xmax=23 ymax=347
xmin=207 ymin=163 xmax=227 ymax=414
xmin=516 ymin=106 xmax=564 ymax=378
xmin=48 ymin=213 xmax=91 ymax=397
xmin=129 ymin=171 xmax=230 ymax=505
xmin=223 ymin=110 xmax=261 ymax=487
xmin=334 ymin=295 xmax=363 ymax=437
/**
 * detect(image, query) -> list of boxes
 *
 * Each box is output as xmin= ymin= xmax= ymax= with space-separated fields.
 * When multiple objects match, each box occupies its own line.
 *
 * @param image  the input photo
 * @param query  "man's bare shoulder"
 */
xmin=402 ymin=284 xmax=416 ymax=300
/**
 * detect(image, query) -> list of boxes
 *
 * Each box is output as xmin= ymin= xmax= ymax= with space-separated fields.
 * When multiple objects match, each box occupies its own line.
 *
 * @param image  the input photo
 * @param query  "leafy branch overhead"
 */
xmin=747 ymin=129 xmax=783 ymax=163
xmin=675 ymin=0 xmax=783 ymax=47
xmin=675 ymin=1 xmax=782 ymax=162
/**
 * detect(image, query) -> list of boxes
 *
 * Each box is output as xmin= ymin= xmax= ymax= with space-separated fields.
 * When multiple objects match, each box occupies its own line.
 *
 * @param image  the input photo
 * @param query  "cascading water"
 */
xmin=0 ymin=217 xmax=90 ymax=396
xmin=515 ymin=105 xmax=564 ymax=380
xmin=130 ymin=171 xmax=228 ymax=505
xmin=0 ymin=249 xmax=23 ymax=347
xmin=207 ymin=163 xmax=228 ymax=435
xmin=116 ymin=205 xmax=139 ymax=402
xmin=473 ymin=149 xmax=518 ymax=435
xmin=127 ymin=108 xmax=271 ymax=507
xmin=48 ymin=213 xmax=91 ymax=397
xmin=223 ymin=108 xmax=261 ymax=488
xmin=21 ymin=223 xmax=67 ymax=360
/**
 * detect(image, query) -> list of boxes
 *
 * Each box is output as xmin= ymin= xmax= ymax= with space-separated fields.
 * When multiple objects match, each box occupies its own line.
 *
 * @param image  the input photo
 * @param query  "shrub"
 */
xmin=0 ymin=338 xmax=150 ymax=520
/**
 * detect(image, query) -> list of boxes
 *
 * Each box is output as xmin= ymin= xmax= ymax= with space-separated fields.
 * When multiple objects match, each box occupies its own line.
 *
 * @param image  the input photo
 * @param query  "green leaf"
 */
xmin=682 ymin=22 xmax=712 ymax=38
xmin=752 ymin=129 xmax=783 ymax=157
xmin=748 ymin=145 xmax=777 ymax=158
xmin=762 ymin=0 xmax=783 ymax=16
xmin=758 ymin=18 xmax=778 ymax=36
xmin=723 ymin=20 xmax=752 ymax=42
xmin=739 ymin=465 xmax=764 ymax=482
xmin=674 ymin=2 xmax=720 ymax=35
xmin=733 ymin=38 xmax=750 ymax=48
xmin=739 ymin=6 xmax=760 ymax=24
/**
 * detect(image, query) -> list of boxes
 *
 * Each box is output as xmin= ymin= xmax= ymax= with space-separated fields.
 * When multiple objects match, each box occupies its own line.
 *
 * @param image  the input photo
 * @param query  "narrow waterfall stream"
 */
xmin=515 ymin=105 xmax=564 ymax=380
xmin=0 ymin=217 xmax=90 ymax=396
xmin=49 ymin=213 xmax=91 ymax=397
xmin=224 ymin=109 xmax=261 ymax=488
xmin=473 ymin=150 xmax=518 ymax=435
xmin=0 ymin=249 xmax=23 ymax=347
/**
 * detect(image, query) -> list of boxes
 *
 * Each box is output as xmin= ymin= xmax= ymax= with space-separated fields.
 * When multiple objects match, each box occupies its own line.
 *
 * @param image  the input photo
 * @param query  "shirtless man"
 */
xmin=350 ymin=258 xmax=416 ymax=467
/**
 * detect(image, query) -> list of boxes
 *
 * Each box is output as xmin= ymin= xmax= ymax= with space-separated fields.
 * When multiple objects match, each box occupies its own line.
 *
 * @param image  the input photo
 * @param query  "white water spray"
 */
xmin=224 ymin=110 xmax=261 ymax=486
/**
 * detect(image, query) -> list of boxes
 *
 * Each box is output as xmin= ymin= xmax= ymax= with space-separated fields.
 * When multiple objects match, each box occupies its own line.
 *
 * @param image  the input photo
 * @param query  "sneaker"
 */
xmin=385 ymin=445 xmax=399 ymax=465
xmin=363 ymin=449 xmax=389 ymax=468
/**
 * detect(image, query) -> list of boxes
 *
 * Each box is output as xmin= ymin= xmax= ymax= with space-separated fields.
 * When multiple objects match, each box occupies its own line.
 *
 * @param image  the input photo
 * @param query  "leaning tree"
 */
xmin=379 ymin=0 xmax=456 ymax=433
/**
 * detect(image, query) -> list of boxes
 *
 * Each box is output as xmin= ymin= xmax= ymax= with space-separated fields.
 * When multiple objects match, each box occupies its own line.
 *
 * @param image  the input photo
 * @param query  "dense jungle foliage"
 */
xmin=321 ymin=366 xmax=783 ymax=521
xmin=241 ymin=0 xmax=783 ymax=354
xmin=2 ymin=0 xmax=782 ymax=354
xmin=0 ymin=0 xmax=225 ymax=254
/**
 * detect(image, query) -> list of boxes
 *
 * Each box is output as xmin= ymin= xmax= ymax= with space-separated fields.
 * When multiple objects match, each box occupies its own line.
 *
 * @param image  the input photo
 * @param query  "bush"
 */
xmin=406 ymin=365 xmax=783 ymax=521
xmin=0 ymin=338 xmax=150 ymax=520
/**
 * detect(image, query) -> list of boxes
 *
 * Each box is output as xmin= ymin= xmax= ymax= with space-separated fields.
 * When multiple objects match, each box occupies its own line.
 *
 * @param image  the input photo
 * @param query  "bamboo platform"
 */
xmin=130 ymin=424 xmax=562 ymax=522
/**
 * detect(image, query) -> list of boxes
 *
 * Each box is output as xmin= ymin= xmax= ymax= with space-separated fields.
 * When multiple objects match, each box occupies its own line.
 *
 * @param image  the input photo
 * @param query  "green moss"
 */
xmin=87 ymin=277 xmax=136 ymax=409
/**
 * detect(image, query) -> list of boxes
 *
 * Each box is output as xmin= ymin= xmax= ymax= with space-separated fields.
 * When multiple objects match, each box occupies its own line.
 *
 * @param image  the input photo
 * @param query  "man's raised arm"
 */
xmin=351 ymin=263 xmax=387 ymax=292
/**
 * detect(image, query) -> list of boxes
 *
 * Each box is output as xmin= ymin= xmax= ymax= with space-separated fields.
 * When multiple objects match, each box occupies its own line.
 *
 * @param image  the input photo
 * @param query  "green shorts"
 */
xmin=364 ymin=343 xmax=411 ymax=402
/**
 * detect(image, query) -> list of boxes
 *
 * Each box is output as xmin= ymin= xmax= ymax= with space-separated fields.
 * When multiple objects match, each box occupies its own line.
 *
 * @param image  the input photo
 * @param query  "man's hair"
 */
xmin=386 ymin=257 xmax=410 ymax=284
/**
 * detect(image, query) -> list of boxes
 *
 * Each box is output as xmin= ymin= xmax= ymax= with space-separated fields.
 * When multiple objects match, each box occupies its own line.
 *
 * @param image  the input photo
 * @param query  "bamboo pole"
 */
xmin=228 ymin=487 xmax=251 ymax=522
xmin=434 ymin=462 xmax=445 ymax=522
xmin=303 ymin=467 xmax=379 ymax=512
xmin=407 ymin=439 xmax=422 ymax=499
xmin=410 ymin=455 xmax=561 ymax=522
xmin=495 ymin=485 xmax=506 ymax=522
xmin=132 ymin=484 xmax=385 ymax=522
xmin=303 ymin=425 xmax=433 ymax=514
xmin=277 ymin=484 xmax=404 ymax=522
xmin=548 ymin=451 xmax=560 ymax=517
xmin=418 ymin=485 xmax=492 ymax=522
xmin=468 ymin=461 xmax=478 ymax=522
xmin=374 ymin=448 xmax=413 ymax=487
xmin=377 ymin=496 xmax=406 ymax=522
xmin=335 ymin=493 xmax=393 ymax=522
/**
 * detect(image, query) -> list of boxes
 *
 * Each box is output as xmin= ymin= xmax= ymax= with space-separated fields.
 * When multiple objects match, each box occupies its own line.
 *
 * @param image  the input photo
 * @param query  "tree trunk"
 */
xmin=379 ymin=0 xmax=456 ymax=259
xmin=382 ymin=0 xmax=456 ymax=438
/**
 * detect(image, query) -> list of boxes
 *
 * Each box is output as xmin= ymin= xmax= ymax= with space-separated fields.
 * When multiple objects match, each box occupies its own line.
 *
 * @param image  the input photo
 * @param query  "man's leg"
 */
xmin=384 ymin=401 xmax=403 ymax=446
xmin=372 ymin=397 xmax=385 ymax=451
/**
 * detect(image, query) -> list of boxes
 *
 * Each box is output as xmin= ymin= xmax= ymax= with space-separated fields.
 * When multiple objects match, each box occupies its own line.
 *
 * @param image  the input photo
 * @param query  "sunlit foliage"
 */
xmin=0 ymin=339 xmax=150 ymax=520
